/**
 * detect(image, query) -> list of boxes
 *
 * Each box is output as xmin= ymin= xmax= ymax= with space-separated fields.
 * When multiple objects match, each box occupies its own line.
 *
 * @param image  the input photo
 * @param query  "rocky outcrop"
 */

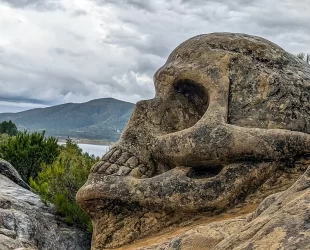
xmin=77 ymin=33 xmax=310 ymax=249
xmin=0 ymin=159 xmax=29 ymax=190
xmin=136 ymin=165 xmax=310 ymax=250
xmin=0 ymin=160 xmax=91 ymax=250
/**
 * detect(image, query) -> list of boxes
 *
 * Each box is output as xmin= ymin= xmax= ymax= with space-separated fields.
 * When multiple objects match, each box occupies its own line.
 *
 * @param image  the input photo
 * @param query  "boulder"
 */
xmin=0 ymin=160 xmax=91 ymax=250
xmin=0 ymin=159 xmax=29 ymax=190
xmin=77 ymin=33 xmax=310 ymax=249
xmin=137 ymin=165 xmax=310 ymax=250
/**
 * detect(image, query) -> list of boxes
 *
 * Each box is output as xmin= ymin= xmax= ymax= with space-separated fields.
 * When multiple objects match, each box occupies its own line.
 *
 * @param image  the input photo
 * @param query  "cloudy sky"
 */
xmin=0 ymin=0 xmax=309 ymax=112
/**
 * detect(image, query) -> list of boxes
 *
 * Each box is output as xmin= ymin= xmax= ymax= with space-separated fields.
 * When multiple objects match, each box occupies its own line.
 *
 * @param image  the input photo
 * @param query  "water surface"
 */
xmin=59 ymin=142 xmax=110 ymax=157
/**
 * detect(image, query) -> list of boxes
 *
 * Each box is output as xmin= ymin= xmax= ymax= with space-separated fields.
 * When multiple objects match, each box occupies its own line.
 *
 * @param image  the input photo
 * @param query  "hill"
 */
xmin=0 ymin=98 xmax=134 ymax=142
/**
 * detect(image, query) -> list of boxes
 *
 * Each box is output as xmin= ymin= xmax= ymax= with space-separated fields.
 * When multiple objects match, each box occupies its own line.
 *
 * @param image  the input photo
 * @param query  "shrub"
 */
xmin=0 ymin=120 xmax=18 ymax=136
xmin=30 ymin=139 xmax=99 ymax=231
xmin=0 ymin=133 xmax=9 ymax=143
xmin=0 ymin=131 xmax=59 ymax=182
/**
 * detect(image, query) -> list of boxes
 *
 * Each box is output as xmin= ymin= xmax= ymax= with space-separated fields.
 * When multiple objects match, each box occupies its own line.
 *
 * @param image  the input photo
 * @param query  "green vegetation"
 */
xmin=297 ymin=53 xmax=310 ymax=64
xmin=0 ymin=120 xmax=99 ymax=231
xmin=30 ymin=139 xmax=99 ymax=231
xmin=0 ymin=133 xmax=9 ymax=143
xmin=0 ymin=120 xmax=18 ymax=136
xmin=0 ymin=130 xmax=59 ymax=182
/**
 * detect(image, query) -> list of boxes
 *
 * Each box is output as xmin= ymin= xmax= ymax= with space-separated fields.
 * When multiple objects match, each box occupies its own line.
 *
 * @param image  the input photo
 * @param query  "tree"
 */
xmin=30 ymin=139 xmax=99 ymax=231
xmin=297 ymin=53 xmax=310 ymax=64
xmin=0 ymin=131 xmax=59 ymax=182
xmin=0 ymin=120 xmax=18 ymax=136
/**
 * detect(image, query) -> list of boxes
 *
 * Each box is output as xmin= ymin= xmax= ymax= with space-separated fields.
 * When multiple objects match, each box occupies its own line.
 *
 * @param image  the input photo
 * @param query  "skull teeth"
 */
xmin=129 ymin=167 xmax=144 ymax=178
xmin=109 ymin=149 xmax=122 ymax=162
xmin=126 ymin=156 xmax=139 ymax=168
xmin=105 ymin=164 xmax=119 ymax=175
xmin=90 ymin=161 xmax=103 ymax=173
xmin=97 ymin=162 xmax=111 ymax=174
xmin=91 ymin=148 xmax=155 ymax=178
xmin=116 ymin=166 xmax=132 ymax=175
xmin=102 ymin=148 xmax=117 ymax=160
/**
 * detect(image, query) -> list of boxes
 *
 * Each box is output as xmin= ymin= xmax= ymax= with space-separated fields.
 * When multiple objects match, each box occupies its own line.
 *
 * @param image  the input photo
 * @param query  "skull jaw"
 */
xmin=76 ymin=161 xmax=280 ymax=249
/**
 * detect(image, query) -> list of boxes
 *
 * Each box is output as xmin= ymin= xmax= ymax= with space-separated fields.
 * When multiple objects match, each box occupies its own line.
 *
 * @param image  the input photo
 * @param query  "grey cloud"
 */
xmin=67 ymin=32 xmax=86 ymax=41
xmin=0 ymin=96 xmax=49 ymax=105
xmin=124 ymin=0 xmax=156 ymax=11
xmin=101 ymin=33 xmax=170 ymax=57
xmin=0 ymin=0 xmax=43 ymax=8
xmin=73 ymin=9 xmax=88 ymax=16
xmin=180 ymin=0 xmax=260 ymax=9
xmin=135 ymin=54 xmax=165 ymax=75
xmin=0 ymin=0 xmax=64 ymax=11
xmin=51 ymin=48 xmax=83 ymax=58
xmin=96 ymin=0 xmax=156 ymax=11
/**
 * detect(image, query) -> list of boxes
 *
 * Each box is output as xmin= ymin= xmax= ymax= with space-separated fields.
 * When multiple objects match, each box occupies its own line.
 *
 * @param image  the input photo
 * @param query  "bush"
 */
xmin=0 ymin=133 xmax=9 ymax=143
xmin=0 ymin=131 xmax=59 ymax=182
xmin=0 ymin=120 xmax=18 ymax=136
xmin=30 ymin=139 xmax=99 ymax=231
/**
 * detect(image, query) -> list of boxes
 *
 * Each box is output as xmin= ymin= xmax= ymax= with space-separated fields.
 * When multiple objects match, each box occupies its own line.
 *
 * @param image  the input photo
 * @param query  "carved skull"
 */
xmin=77 ymin=33 xmax=310 ymax=249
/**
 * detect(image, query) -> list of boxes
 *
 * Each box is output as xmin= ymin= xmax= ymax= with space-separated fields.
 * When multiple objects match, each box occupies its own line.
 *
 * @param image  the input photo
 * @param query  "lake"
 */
xmin=58 ymin=142 xmax=110 ymax=157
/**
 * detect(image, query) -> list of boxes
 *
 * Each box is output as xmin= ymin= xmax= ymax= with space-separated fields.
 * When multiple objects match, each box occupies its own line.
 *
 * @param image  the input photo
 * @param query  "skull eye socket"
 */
xmin=174 ymin=79 xmax=209 ymax=116
xmin=152 ymin=79 xmax=209 ymax=135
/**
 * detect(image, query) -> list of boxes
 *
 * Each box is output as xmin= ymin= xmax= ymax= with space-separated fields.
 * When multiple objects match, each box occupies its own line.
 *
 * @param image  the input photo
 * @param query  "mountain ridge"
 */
xmin=0 ymin=98 xmax=135 ymax=142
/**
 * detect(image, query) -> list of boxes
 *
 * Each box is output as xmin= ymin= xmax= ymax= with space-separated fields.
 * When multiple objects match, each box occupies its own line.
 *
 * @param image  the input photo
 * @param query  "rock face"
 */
xmin=76 ymin=33 xmax=310 ymax=249
xmin=0 ymin=160 xmax=91 ymax=250
xmin=137 ymin=165 xmax=310 ymax=250
xmin=0 ymin=158 xmax=30 ymax=190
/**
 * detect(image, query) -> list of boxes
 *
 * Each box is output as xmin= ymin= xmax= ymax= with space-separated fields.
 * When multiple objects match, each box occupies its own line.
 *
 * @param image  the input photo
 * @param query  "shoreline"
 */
xmin=57 ymin=137 xmax=114 ymax=146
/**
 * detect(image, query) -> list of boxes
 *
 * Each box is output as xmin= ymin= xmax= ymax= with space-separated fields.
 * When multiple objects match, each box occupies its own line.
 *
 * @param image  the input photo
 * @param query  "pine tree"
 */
xmin=0 ymin=120 xmax=18 ymax=136
xmin=0 ymin=131 xmax=59 ymax=182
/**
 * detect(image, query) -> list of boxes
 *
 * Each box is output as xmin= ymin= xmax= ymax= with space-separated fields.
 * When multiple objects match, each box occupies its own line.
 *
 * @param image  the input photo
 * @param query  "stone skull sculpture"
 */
xmin=77 ymin=33 xmax=310 ymax=249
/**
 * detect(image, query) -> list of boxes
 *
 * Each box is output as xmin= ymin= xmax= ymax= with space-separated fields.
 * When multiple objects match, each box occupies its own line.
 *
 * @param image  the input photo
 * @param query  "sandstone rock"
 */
xmin=137 ymin=165 xmax=310 ymax=250
xmin=77 ymin=33 xmax=310 ymax=249
xmin=0 ymin=168 xmax=91 ymax=250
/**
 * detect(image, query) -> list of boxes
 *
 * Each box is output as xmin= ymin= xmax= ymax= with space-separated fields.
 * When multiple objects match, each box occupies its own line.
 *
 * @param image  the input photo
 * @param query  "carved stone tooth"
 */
xmin=97 ymin=162 xmax=111 ymax=174
xmin=115 ymin=166 xmax=132 ymax=176
xmin=90 ymin=161 xmax=104 ymax=173
xmin=105 ymin=164 xmax=119 ymax=175
xmin=116 ymin=152 xmax=131 ymax=165
xmin=129 ymin=167 xmax=143 ymax=178
xmin=109 ymin=150 xmax=122 ymax=163
xmin=102 ymin=148 xmax=117 ymax=161
xmin=126 ymin=156 xmax=139 ymax=169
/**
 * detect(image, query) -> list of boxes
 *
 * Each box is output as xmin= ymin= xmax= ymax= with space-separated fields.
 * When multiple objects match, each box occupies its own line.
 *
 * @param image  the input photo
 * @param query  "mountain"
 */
xmin=0 ymin=98 xmax=135 ymax=142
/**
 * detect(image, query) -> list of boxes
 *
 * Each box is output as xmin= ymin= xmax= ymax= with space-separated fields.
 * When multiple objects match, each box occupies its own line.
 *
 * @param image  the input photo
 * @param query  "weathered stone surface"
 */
xmin=136 ymin=165 xmax=310 ymax=250
xmin=0 ymin=158 xmax=30 ymax=190
xmin=77 ymin=33 xmax=310 ymax=249
xmin=0 ymin=164 xmax=91 ymax=250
